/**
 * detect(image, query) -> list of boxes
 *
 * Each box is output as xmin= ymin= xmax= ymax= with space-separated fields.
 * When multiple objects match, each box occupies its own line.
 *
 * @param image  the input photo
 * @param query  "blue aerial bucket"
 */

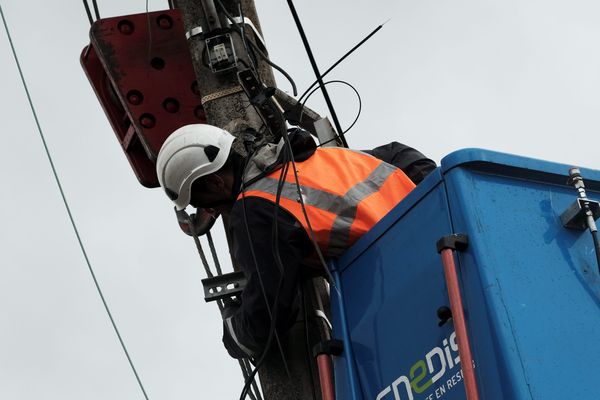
xmin=330 ymin=149 xmax=600 ymax=400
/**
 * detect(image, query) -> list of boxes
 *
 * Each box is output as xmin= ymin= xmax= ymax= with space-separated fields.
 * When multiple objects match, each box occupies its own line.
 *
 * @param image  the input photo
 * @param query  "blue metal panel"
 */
xmin=332 ymin=169 xmax=466 ymax=400
xmin=442 ymin=150 xmax=600 ymax=399
xmin=442 ymin=148 xmax=600 ymax=184
xmin=331 ymin=268 xmax=362 ymax=400
xmin=331 ymin=148 xmax=600 ymax=400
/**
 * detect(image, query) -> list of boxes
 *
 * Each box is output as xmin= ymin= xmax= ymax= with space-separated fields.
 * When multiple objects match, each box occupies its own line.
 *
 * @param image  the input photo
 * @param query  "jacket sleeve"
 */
xmin=222 ymin=197 xmax=313 ymax=359
xmin=363 ymin=142 xmax=437 ymax=184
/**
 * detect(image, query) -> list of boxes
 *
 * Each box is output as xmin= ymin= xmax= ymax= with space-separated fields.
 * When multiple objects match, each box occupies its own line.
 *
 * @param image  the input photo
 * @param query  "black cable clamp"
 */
xmin=238 ymin=69 xmax=287 ymax=137
xmin=202 ymin=271 xmax=247 ymax=303
xmin=283 ymin=102 xmax=304 ymax=126
xmin=313 ymin=339 xmax=344 ymax=358
xmin=249 ymin=86 xmax=276 ymax=107
xmin=436 ymin=234 xmax=469 ymax=254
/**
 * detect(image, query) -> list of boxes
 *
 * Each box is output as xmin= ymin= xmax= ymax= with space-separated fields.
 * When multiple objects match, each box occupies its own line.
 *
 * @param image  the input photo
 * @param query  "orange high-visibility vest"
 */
xmin=239 ymin=147 xmax=416 ymax=258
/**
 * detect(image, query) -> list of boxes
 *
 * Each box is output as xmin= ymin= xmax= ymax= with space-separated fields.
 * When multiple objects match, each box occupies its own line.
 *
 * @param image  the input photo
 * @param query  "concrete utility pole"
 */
xmin=173 ymin=1 xmax=322 ymax=398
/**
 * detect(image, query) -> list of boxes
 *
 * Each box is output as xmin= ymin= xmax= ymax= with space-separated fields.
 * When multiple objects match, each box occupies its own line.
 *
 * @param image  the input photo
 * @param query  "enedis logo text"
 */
xmin=376 ymin=331 xmax=461 ymax=400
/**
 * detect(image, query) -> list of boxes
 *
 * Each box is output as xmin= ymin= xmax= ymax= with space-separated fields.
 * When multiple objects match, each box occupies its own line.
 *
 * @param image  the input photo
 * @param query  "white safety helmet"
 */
xmin=156 ymin=124 xmax=235 ymax=210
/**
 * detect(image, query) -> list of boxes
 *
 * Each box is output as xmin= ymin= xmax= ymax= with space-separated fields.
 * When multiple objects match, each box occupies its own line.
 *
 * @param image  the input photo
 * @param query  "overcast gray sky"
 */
xmin=1 ymin=0 xmax=599 ymax=399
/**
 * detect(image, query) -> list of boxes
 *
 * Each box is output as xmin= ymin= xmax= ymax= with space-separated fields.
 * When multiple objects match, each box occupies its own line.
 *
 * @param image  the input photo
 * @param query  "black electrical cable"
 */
xmin=233 ymin=58 xmax=316 ymax=395
xmin=271 ymin=159 xmax=290 ymax=274
xmin=581 ymin=200 xmax=600 ymax=274
xmin=249 ymin=40 xmax=298 ymax=96
xmin=238 ymin=161 xmax=292 ymax=400
xmin=238 ymin=107 xmax=347 ymax=397
xmin=238 ymin=124 xmax=316 ymax=400
xmin=282 ymin=128 xmax=338 ymax=290
xmin=592 ymin=229 xmax=600 ymax=274
xmin=188 ymin=215 xmax=216 ymax=279
xmin=238 ymin=151 xmax=294 ymax=393
xmin=234 ymin=51 xmax=363 ymax=397
xmin=232 ymin=45 xmax=352 ymax=395
xmin=567 ymin=169 xmax=600 ymax=274
xmin=215 ymin=0 xmax=260 ymax=79
xmin=234 ymin=65 xmax=358 ymax=395
xmin=238 ymin=359 xmax=259 ymax=400
xmin=286 ymin=0 xmax=347 ymax=147
xmin=251 ymin=129 xmax=343 ymax=400
xmin=219 ymin=0 xmax=297 ymax=95
xmin=82 ymin=0 xmax=94 ymax=25
xmin=301 ymin=80 xmax=362 ymax=137
xmin=190 ymin=226 xmax=262 ymax=400
xmin=301 ymin=285 xmax=318 ymax=400
xmin=187 ymin=214 xmax=267 ymax=400
xmin=298 ymin=22 xmax=387 ymax=103
xmin=237 ymin=2 xmax=262 ymax=84
xmin=206 ymin=231 xmax=223 ymax=276
xmin=243 ymin=358 xmax=264 ymax=400
xmin=215 ymin=0 xmax=298 ymax=96
xmin=265 ymin=156 xmax=294 ymax=366
xmin=91 ymin=0 xmax=100 ymax=20
xmin=190 ymin=223 xmax=264 ymax=400
xmin=241 ymin=152 xmax=298 ymax=399
xmin=244 ymin=135 xmax=334 ymax=399
xmin=234 ymin=95 xmax=300 ymax=399
xmin=249 ymin=41 xmax=298 ymax=96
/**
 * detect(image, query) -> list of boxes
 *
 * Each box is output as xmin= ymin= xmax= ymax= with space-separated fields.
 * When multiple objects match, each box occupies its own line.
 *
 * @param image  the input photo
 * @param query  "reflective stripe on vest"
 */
xmin=239 ymin=147 xmax=415 ymax=258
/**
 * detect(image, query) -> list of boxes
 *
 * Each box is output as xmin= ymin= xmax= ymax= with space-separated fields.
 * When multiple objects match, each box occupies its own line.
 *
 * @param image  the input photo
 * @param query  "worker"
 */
xmin=156 ymin=124 xmax=436 ymax=359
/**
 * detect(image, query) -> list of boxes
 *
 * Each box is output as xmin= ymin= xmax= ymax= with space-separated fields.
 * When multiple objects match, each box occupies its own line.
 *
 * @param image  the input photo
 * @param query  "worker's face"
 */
xmin=189 ymin=170 xmax=235 ymax=213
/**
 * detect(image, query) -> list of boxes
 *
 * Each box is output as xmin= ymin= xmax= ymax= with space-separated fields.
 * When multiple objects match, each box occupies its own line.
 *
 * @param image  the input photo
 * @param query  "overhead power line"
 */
xmin=298 ymin=21 xmax=388 ymax=103
xmin=0 ymin=5 xmax=150 ymax=400
xmin=286 ymin=0 xmax=348 ymax=147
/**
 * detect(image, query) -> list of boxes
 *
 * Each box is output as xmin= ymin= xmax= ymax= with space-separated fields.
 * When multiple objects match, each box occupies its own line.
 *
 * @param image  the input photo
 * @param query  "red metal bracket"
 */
xmin=81 ymin=9 xmax=206 ymax=187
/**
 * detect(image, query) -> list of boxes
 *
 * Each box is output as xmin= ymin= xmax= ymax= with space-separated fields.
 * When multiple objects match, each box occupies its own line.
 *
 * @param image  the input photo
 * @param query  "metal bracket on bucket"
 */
xmin=560 ymin=198 xmax=600 ymax=230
